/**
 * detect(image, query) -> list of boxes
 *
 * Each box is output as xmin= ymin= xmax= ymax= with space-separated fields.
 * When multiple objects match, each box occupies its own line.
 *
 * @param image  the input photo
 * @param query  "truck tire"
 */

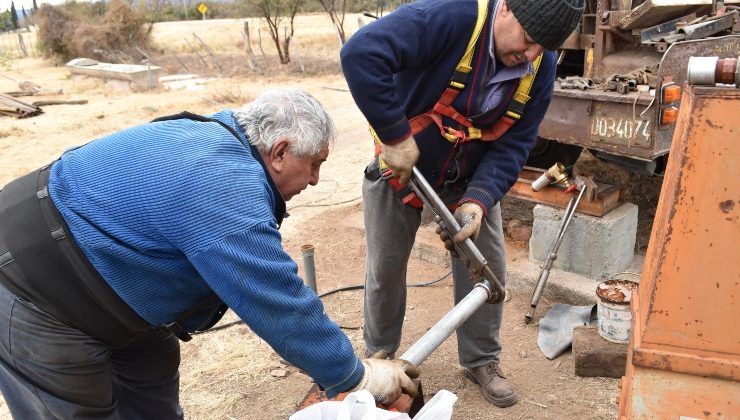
xmin=526 ymin=138 xmax=582 ymax=169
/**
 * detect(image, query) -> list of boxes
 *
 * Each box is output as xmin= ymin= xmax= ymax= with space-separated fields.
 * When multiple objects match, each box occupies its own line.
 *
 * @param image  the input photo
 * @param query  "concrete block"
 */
xmin=66 ymin=58 xmax=161 ymax=89
xmin=529 ymin=202 xmax=637 ymax=279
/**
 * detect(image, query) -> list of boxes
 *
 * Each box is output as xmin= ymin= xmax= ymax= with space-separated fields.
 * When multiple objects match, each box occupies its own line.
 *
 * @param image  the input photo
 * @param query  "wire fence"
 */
xmin=0 ymin=29 xmax=36 ymax=62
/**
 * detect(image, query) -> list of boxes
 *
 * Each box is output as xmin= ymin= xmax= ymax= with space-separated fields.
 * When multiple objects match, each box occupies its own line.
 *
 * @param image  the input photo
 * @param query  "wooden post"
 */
xmin=257 ymin=28 xmax=268 ymax=64
xmin=17 ymin=33 xmax=28 ymax=57
xmin=192 ymin=33 xmax=224 ymax=73
xmin=184 ymin=37 xmax=210 ymax=70
xmin=573 ymin=325 xmax=628 ymax=378
xmin=242 ymin=21 xmax=257 ymax=70
xmin=162 ymin=47 xmax=189 ymax=72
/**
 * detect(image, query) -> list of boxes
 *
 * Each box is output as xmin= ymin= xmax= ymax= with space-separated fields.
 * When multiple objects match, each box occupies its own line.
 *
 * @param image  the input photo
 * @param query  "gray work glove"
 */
xmin=353 ymin=353 xmax=420 ymax=404
xmin=379 ymin=135 xmax=420 ymax=185
xmin=436 ymin=202 xmax=485 ymax=252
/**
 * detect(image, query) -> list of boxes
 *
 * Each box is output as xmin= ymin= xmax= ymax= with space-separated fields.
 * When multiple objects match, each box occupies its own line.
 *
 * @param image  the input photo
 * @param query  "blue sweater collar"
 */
xmin=192 ymin=110 xmax=286 ymax=228
xmin=218 ymin=112 xmax=287 ymax=228
xmin=247 ymin=143 xmax=287 ymax=228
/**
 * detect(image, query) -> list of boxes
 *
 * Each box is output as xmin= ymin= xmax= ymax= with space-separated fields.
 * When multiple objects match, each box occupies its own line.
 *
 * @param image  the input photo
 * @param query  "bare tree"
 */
xmin=318 ymin=0 xmax=347 ymax=45
xmin=252 ymin=0 xmax=304 ymax=64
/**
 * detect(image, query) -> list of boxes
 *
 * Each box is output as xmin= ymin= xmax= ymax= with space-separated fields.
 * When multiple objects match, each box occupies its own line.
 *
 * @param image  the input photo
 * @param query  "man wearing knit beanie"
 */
xmin=342 ymin=0 xmax=584 ymax=409
xmin=507 ymin=0 xmax=585 ymax=51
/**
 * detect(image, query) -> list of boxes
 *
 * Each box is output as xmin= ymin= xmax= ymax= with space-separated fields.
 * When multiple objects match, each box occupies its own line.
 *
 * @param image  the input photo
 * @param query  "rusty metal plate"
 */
xmin=539 ymin=89 xmax=659 ymax=160
xmin=508 ymin=168 xmax=624 ymax=217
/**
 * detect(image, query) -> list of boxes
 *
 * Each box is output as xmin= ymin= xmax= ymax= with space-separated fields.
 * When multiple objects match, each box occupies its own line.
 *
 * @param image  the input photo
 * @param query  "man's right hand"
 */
xmin=353 ymin=356 xmax=420 ymax=404
xmin=379 ymin=135 xmax=419 ymax=185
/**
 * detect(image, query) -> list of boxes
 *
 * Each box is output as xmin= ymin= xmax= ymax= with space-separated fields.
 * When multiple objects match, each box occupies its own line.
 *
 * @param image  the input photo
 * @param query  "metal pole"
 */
xmin=399 ymin=283 xmax=491 ymax=366
xmin=301 ymin=244 xmax=317 ymax=294
xmin=524 ymin=186 xmax=587 ymax=322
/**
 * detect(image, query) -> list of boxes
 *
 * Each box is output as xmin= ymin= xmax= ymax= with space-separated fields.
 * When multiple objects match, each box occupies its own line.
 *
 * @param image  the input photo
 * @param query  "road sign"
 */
xmin=197 ymin=3 xmax=208 ymax=16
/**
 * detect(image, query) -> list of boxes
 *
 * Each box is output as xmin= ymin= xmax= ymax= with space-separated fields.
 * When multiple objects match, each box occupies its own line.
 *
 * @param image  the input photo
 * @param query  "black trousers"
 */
xmin=0 ymin=282 xmax=183 ymax=419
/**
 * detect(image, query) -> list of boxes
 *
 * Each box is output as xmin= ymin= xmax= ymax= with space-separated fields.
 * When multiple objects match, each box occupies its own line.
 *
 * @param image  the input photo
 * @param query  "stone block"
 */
xmin=529 ymin=202 xmax=637 ymax=279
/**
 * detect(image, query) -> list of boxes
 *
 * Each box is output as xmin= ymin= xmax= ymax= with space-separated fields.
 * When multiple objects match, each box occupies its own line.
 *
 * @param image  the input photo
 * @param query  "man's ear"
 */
xmin=268 ymin=139 xmax=290 ymax=173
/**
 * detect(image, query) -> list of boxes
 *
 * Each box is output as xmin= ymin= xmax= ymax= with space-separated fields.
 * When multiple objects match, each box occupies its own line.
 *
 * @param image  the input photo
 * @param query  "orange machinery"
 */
xmin=618 ymin=57 xmax=740 ymax=418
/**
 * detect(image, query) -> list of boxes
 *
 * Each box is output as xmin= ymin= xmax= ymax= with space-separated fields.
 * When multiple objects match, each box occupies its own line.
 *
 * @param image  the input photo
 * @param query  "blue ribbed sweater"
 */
xmin=48 ymin=110 xmax=363 ymax=396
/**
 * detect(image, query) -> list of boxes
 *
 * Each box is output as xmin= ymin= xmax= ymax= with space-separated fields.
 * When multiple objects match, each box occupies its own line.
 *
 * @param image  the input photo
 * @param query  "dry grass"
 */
xmin=0 ymin=29 xmax=38 ymax=62
xmin=0 ymin=13 xmax=365 ymax=68
xmin=180 ymin=313 xmax=284 ymax=418
xmin=150 ymin=13 xmax=363 ymax=59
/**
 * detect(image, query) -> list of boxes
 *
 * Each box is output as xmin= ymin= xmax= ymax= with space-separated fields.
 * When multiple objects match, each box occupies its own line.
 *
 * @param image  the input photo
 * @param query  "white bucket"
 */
xmin=596 ymin=275 xmax=639 ymax=344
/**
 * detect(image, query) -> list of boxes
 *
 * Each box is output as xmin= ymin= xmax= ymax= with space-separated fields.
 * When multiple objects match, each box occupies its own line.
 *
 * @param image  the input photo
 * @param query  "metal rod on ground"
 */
xmin=301 ymin=244 xmax=317 ymax=293
xmin=524 ymin=185 xmax=587 ymax=323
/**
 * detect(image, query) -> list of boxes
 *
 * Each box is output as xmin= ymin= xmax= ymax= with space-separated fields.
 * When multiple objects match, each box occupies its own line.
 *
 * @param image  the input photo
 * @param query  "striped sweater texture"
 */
xmin=48 ymin=110 xmax=362 ymax=396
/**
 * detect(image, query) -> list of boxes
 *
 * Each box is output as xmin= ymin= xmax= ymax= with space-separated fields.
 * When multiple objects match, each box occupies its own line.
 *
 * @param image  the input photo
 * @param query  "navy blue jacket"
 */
xmin=341 ymin=0 xmax=556 ymax=211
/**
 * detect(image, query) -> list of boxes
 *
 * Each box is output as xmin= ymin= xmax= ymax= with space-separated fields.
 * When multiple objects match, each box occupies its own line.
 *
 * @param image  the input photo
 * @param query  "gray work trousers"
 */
xmin=362 ymin=175 xmax=507 ymax=368
xmin=0 ymin=282 xmax=183 ymax=420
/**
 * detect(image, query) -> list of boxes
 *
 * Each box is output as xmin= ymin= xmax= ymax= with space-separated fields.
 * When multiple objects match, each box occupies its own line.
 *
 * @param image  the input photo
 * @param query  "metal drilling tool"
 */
xmin=297 ymin=167 xmax=507 ymax=414
xmin=524 ymin=184 xmax=587 ymax=323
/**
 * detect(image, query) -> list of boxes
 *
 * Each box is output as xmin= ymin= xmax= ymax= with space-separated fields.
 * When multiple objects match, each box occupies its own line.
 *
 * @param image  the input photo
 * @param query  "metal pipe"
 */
xmin=688 ymin=56 xmax=739 ymax=87
xmin=531 ymin=162 xmax=570 ymax=192
xmin=524 ymin=186 xmax=587 ymax=323
xmin=301 ymin=244 xmax=317 ymax=293
xmin=408 ymin=167 xmax=504 ymax=301
xmin=399 ymin=284 xmax=491 ymax=366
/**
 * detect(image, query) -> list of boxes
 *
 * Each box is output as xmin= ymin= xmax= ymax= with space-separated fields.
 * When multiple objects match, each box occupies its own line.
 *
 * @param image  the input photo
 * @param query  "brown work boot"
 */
xmin=464 ymin=361 xmax=518 ymax=408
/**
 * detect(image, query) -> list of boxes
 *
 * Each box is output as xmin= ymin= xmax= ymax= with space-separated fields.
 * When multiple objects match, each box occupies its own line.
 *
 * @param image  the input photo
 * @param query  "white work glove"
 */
xmin=436 ymin=202 xmax=485 ymax=253
xmin=379 ymin=135 xmax=420 ymax=185
xmin=453 ymin=202 xmax=484 ymax=243
xmin=353 ymin=353 xmax=420 ymax=404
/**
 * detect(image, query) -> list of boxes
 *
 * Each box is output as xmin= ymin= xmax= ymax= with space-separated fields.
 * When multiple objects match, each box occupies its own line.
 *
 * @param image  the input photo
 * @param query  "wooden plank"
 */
xmin=573 ymin=325 xmax=628 ymax=378
xmin=507 ymin=168 xmax=624 ymax=217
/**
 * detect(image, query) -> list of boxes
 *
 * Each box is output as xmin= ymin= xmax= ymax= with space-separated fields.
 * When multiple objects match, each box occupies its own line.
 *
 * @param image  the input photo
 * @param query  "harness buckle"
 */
xmin=505 ymin=110 xmax=522 ymax=120
xmin=442 ymin=127 xmax=463 ymax=142
xmin=467 ymin=127 xmax=482 ymax=140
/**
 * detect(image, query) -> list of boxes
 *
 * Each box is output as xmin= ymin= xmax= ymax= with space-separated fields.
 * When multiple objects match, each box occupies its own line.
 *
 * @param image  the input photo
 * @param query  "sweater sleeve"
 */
xmin=341 ymin=4 xmax=473 ymax=145
xmin=151 ymin=119 xmax=363 ymax=397
xmin=461 ymin=52 xmax=557 ymax=211
xmin=188 ymin=224 xmax=363 ymax=397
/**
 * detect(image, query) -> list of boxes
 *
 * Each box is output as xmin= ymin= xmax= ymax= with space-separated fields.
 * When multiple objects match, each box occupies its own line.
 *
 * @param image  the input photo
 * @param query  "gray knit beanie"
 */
xmin=506 ymin=0 xmax=585 ymax=51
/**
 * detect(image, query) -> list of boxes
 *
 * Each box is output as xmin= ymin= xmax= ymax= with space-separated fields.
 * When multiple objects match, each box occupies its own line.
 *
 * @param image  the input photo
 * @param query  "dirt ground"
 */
xmin=0 ymin=16 xmax=652 ymax=419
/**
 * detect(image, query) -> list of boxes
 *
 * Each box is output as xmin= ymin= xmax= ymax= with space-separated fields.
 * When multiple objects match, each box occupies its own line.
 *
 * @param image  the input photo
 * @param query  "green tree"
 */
xmin=0 ymin=10 xmax=10 ymax=31
xmin=10 ymin=1 xmax=19 ymax=30
xmin=33 ymin=0 xmax=39 ymax=12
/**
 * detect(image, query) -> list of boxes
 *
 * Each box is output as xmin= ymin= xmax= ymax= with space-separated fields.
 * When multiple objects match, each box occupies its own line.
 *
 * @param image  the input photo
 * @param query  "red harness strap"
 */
xmin=377 ymin=86 xmax=517 ymax=210
xmin=408 ymin=85 xmax=519 ymax=144
xmin=381 ymin=168 xmax=424 ymax=208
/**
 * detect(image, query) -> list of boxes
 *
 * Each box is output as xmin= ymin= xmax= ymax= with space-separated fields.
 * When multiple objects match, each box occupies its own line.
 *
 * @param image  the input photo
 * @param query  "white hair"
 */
xmin=233 ymin=88 xmax=336 ymax=157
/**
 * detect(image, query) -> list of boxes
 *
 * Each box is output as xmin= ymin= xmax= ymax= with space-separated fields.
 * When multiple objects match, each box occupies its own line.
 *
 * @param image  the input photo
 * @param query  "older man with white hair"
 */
xmin=0 ymin=88 xmax=419 ymax=419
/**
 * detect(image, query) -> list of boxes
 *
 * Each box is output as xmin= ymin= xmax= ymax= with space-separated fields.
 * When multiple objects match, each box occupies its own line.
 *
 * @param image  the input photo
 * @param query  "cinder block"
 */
xmin=529 ymin=202 xmax=637 ymax=279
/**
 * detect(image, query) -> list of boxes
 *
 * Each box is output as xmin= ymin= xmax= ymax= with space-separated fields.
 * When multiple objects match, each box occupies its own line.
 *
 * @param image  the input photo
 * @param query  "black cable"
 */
xmin=194 ymin=271 xmax=453 ymax=335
